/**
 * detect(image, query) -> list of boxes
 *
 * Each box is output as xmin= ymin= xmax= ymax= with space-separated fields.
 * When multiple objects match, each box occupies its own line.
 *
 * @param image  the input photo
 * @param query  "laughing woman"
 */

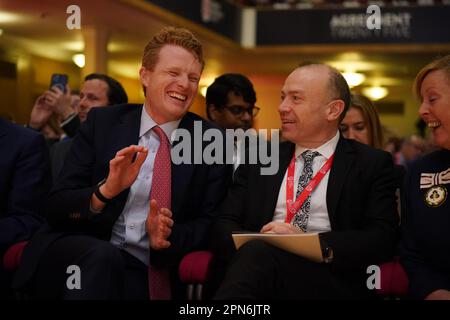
xmin=400 ymin=55 xmax=450 ymax=300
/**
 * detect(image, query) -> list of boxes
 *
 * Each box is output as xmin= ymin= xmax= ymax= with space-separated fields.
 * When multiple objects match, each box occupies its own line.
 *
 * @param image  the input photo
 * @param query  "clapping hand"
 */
xmin=146 ymin=199 xmax=174 ymax=250
xmin=101 ymin=145 xmax=148 ymax=199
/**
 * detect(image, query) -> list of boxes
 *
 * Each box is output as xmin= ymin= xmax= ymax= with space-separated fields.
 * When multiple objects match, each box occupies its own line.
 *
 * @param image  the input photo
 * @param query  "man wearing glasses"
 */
xmin=206 ymin=73 xmax=259 ymax=131
xmin=206 ymin=73 xmax=260 ymax=174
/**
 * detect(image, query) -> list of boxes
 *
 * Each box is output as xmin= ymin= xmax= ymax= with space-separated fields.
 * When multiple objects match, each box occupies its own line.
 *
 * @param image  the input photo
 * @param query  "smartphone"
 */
xmin=50 ymin=73 xmax=68 ymax=93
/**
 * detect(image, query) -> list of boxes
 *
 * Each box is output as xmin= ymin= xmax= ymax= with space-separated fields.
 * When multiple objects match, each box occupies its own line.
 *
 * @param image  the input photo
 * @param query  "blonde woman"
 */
xmin=400 ymin=55 xmax=450 ymax=300
xmin=339 ymin=93 xmax=383 ymax=149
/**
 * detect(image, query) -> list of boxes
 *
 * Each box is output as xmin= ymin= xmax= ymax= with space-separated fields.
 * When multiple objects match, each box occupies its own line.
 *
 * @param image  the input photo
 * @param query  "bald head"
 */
xmin=295 ymin=63 xmax=350 ymax=118
xmin=279 ymin=63 xmax=350 ymax=147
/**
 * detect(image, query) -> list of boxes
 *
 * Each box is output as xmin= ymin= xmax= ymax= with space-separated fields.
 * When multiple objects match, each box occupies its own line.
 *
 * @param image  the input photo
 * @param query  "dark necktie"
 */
xmin=148 ymin=126 xmax=171 ymax=300
xmin=292 ymin=150 xmax=320 ymax=232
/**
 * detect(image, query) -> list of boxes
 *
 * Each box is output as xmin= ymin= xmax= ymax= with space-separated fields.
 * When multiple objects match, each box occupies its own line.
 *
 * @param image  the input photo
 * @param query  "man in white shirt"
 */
xmin=15 ymin=27 xmax=231 ymax=300
xmin=211 ymin=63 xmax=399 ymax=299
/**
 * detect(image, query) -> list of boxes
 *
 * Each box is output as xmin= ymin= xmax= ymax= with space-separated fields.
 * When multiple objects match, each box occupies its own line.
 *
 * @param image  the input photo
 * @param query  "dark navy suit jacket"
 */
xmin=14 ymin=104 xmax=231 ymax=291
xmin=400 ymin=149 xmax=450 ymax=299
xmin=211 ymin=138 xmax=399 ymax=278
xmin=0 ymin=118 xmax=51 ymax=255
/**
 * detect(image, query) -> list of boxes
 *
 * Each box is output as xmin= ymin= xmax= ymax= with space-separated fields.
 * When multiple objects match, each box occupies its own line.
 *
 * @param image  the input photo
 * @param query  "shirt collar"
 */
xmin=139 ymin=105 xmax=181 ymax=144
xmin=295 ymin=130 xmax=340 ymax=160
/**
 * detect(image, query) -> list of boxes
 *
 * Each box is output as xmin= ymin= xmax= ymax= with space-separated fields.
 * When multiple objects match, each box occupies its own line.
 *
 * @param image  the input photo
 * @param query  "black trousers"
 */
xmin=1 ymin=265 xmax=14 ymax=299
xmin=30 ymin=235 xmax=149 ymax=299
xmin=214 ymin=240 xmax=373 ymax=300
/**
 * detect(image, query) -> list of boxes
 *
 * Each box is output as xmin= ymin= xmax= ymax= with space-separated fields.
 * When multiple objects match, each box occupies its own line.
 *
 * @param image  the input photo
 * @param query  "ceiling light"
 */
xmin=362 ymin=86 xmax=389 ymax=101
xmin=61 ymin=41 xmax=84 ymax=51
xmin=72 ymin=53 xmax=85 ymax=68
xmin=0 ymin=12 xmax=20 ymax=24
xmin=342 ymin=72 xmax=366 ymax=87
xmin=200 ymin=86 xmax=208 ymax=98
xmin=199 ymin=74 xmax=218 ymax=97
xmin=108 ymin=61 xmax=140 ymax=79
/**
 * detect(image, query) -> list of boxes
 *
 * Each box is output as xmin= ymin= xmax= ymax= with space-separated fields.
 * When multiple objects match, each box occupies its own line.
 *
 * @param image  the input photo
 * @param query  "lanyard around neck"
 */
xmin=285 ymin=152 xmax=334 ymax=223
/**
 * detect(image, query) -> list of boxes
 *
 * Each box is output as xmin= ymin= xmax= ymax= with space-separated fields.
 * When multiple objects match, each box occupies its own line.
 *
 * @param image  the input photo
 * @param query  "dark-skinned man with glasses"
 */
xmin=206 ymin=73 xmax=260 ymax=174
xmin=206 ymin=73 xmax=259 ymax=131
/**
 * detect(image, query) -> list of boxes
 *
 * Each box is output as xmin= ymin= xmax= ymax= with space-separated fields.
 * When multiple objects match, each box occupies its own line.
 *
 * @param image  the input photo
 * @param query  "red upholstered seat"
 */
xmin=4 ymin=243 xmax=214 ymax=300
xmin=4 ymin=244 xmax=409 ymax=299
xmin=179 ymin=250 xmax=213 ymax=283
xmin=3 ymin=241 xmax=28 ymax=271
xmin=178 ymin=250 xmax=214 ymax=300
xmin=376 ymin=258 xmax=409 ymax=297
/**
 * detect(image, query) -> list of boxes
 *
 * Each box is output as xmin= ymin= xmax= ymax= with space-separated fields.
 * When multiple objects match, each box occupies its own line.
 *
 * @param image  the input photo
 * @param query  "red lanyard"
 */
xmin=285 ymin=152 xmax=334 ymax=223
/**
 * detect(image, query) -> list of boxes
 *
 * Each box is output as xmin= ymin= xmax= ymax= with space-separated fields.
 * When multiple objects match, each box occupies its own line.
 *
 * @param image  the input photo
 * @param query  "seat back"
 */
xmin=376 ymin=258 xmax=409 ymax=297
xmin=3 ymin=241 xmax=28 ymax=271
xmin=178 ymin=250 xmax=213 ymax=284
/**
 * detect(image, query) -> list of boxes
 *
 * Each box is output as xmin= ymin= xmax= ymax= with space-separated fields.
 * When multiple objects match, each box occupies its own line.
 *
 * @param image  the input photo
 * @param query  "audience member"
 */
xmin=14 ymin=26 xmax=230 ymax=300
xmin=339 ymin=93 xmax=383 ymax=149
xmin=400 ymin=54 xmax=450 ymax=300
xmin=340 ymin=93 xmax=404 ymax=215
xmin=0 ymin=118 xmax=51 ymax=298
xmin=206 ymin=73 xmax=259 ymax=173
xmin=206 ymin=73 xmax=258 ymax=131
xmin=384 ymin=136 xmax=403 ymax=164
xmin=28 ymin=86 xmax=79 ymax=140
xmin=210 ymin=63 xmax=398 ymax=299
xmin=398 ymin=134 xmax=426 ymax=169
xmin=50 ymin=74 xmax=128 ymax=181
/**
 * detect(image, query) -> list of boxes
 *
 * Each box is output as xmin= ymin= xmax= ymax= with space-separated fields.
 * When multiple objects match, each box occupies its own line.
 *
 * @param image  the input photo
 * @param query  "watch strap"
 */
xmin=94 ymin=179 xmax=112 ymax=203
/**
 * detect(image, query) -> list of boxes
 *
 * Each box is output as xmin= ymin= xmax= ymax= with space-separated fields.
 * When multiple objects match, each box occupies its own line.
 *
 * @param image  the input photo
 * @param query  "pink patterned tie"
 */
xmin=148 ymin=126 xmax=172 ymax=300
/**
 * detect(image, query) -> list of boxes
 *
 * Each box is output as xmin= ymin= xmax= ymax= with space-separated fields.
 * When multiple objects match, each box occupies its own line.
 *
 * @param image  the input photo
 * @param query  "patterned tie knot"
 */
xmin=301 ymin=150 xmax=320 ymax=164
xmin=152 ymin=126 xmax=170 ymax=146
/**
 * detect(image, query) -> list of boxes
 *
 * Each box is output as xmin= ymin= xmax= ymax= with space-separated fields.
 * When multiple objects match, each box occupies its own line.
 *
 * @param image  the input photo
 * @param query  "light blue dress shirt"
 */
xmin=110 ymin=105 xmax=180 ymax=266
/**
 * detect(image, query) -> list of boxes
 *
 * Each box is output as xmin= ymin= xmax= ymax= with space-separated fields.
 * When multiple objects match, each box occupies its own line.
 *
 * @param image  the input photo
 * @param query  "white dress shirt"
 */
xmin=110 ymin=105 xmax=180 ymax=265
xmin=272 ymin=131 xmax=340 ymax=233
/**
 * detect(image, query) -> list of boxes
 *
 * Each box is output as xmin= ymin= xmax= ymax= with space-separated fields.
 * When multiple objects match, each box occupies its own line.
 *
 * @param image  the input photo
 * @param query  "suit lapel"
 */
xmin=326 ymin=137 xmax=355 ymax=228
xmin=0 ymin=119 xmax=8 ymax=138
xmin=171 ymin=113 xmax=195 ymax=215
xmin=262 ymin=142 xmax=295 ymax=222
xmin=108 ymin=104 xmax=142 ymax=154
xmin=106 ymin=105 xmax=142 ymax=214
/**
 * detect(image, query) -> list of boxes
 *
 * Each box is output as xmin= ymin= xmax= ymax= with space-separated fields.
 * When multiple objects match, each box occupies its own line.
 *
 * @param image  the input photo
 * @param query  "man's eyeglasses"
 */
xmin=223 ymin=105 xmax=260 ymax=117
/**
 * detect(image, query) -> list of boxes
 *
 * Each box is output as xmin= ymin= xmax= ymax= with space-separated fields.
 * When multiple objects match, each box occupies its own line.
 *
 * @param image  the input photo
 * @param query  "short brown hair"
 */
xmin=298 ymin=62 xmax=351 ymax=121
xmin=142 ymin=26 xmax=204 ymax=71
xmin=349 ymin=93 xmax=384 ymax=149
xmin=413 ymin=55 xmax=450 ymax=101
